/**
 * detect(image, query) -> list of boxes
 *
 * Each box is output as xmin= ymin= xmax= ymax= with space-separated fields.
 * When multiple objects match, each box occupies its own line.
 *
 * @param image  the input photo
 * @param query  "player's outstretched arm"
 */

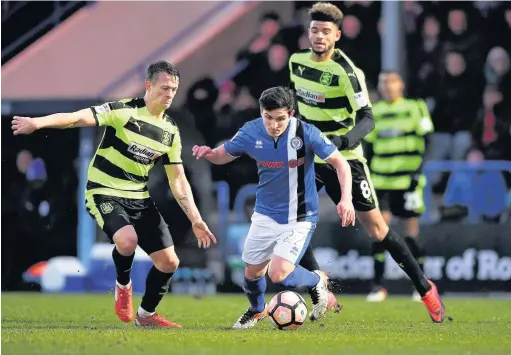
xmin=11 ymin=109 xmax=96 ymax=135
xmin=192 ymin=144 xmax=236 ymax=165
xmin=165 ymin=164 xmax=217 ymax=248
xmin=326 ymin=152 xmax=355 ymax=227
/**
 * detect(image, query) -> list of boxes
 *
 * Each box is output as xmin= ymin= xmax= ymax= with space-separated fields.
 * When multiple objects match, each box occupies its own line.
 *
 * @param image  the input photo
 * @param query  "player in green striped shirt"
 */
xmin=289 ymin=2 xmax=444 ymax=322
xmin=365 ymin=70 xmax=434 ymax=302
xmin=12 ymin=60 xmax=216 ymax=328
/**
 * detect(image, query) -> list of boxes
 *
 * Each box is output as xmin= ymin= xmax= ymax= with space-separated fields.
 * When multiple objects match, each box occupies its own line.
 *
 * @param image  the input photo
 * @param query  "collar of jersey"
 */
xmin=306 ymin=48 xmax=343 ymax=61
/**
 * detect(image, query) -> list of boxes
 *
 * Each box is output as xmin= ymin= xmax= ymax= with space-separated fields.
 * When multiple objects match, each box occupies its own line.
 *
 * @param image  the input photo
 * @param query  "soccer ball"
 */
xmin=268 ymin=291 xmax=308 ymax=330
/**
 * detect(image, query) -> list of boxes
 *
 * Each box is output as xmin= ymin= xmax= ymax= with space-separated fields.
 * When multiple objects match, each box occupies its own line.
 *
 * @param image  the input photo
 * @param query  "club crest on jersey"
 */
xmin=290 ymin=137 xmax=303 ymax=150
xmin=162 ymin=130 xmax=172 ymax=146
xmin=320 ymin=72 xmax=333 ymax=85
xmin=100 ymin=202 xmax=113 ymax=214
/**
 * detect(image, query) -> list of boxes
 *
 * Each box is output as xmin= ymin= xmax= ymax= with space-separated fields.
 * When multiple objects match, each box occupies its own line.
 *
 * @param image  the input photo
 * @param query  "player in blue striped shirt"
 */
xmin=193 ymin=87 xmax=355 ymax=328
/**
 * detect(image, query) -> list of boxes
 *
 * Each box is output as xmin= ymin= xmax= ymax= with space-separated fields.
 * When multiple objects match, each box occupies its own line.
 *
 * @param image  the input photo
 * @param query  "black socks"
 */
xmin=140 ymin=266 xmax=174 ymax=313
xmin=380 ymin=229 xmax=431 ymax=296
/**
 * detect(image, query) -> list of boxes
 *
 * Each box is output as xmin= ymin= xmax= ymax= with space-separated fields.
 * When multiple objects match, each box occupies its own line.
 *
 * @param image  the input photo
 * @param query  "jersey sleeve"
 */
xmin=308 ymin=124 xmax=337 ymax=161
xmin=364 ymin=127 xmax=377 ymax=143
xmin=364 ymin=105 xmax=378 ymax=143
xmin=90 ymin=101 xmax=125 ymax=127
xmin=415 ymin=99 xmax=434 ymax=135
xmin=341 ymin=67 xmax=372 ymax=112
xmin=162 ymin=129 xmax=183 ymax=165
xmin=223 ymin=126 xmax=250 ymax=157
xmin=288 ymin=55 xmax=294 ymax=82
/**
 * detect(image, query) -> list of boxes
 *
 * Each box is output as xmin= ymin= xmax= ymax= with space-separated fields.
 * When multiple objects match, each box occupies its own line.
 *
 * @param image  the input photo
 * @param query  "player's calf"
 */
xmin=359 ymin=210 xmax=431 ymax=297
xmin=112 ymin=244 xmax=136 ymax=323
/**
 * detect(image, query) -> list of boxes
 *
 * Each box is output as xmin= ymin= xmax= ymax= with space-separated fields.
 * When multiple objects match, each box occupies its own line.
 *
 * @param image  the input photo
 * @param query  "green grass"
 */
xmin=2 ymin=293 xmax=511 ymax=355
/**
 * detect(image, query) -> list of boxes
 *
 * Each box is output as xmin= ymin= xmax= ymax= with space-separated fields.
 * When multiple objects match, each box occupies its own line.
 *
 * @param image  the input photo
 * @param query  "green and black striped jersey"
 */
xmin=366 ymin=98 xmax=434 ymax=190
xmin=86 ymin=97 xmax=182 ymax=200
xmin=289 ymin=48 xmax=371 ymax=163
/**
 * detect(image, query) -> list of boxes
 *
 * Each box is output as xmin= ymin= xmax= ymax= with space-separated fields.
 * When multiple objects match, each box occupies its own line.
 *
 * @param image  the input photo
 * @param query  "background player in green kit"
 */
xmin=11 ymin=60 xmax=216 ymax=328
xmin=365 ymin=71 xmax=434 ymax=302
xmin=289 ymin=2 xmax=445 ymax=322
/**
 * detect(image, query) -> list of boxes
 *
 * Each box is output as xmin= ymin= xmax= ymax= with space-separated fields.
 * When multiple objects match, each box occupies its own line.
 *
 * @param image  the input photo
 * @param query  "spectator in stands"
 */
xmin=17 ymin=149 xmax=33 ymax=174
xmin=443 ymin=8 xmax=484 ymax=70
xmin=428 ymin=51 xmax=482 ymax=187
xmin=403 ymin=0 xmax=424 ymax=35
xmin=483 ymin=46 xmax=510 ymax=86
xmin=298 ymin=31 xmax=309 ymax=49
xmin=486 ymin=2 xmax=511 ymax=54
xmin=340 ymin=14 xmax=379 ymax=84
xmin=16 ymin=158 xmax=65 ymax=281
xmin=9 ymin=149 xmax=34 ymax=212
xmin=468 ymin=84 xmax=510 ymax=163
xmin=2 ymin=148 xmax=33 ymax=290
xmin=408 ymin=15 xmax=443 ymax=102
xmin=184 ymin=77 xmax=219 ymax=147
xmin=237 ymin=11 xmax=281 ymax=61
xmin=234 ymin=42 xmax=289 ymax=102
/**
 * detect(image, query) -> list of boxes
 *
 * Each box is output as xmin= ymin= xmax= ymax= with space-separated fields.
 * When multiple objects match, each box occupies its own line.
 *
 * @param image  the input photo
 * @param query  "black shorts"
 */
xmin=85 ymin=194 xmax=173 ymax=255
xmin=376 ymin=187 xmax=425 ymax=218
xmin=315 ymin=160 xmax=378 ymax=212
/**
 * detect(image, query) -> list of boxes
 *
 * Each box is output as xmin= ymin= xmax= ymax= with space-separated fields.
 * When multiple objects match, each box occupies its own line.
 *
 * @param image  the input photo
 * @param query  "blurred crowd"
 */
xmin=3 ymin=1 xmax=511 ymax=290
xmin=2 ymin=126 xmax=79 ymax=290
xmin=179 ymin=0 xmax=511 ymax=208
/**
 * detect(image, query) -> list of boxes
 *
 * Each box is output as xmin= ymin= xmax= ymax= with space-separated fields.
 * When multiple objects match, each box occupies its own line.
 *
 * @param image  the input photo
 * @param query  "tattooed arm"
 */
xmin=164 ymin=164 xmax=203 ymax=224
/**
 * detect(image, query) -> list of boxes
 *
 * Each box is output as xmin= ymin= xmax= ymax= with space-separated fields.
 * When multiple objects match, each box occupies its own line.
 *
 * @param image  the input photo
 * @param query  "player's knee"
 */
xmin=154 ymin=256 xmax=179 ymax=273
xmin=359 ymin=211 xmax=389 ymax=241
xmin=245 ymin=264 xmax=267 ymax=279
xmin=267 ymin=267 xmax=290 ymax=284
xmin=366 ymin=222 xmax=388 ymax=241
xmin=113 ymin=228 xmax=138 ymax=255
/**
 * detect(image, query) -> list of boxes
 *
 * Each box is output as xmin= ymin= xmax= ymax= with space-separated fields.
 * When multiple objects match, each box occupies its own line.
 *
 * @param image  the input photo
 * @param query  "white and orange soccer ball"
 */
xmin=268 ymin=291 xmax=308 ymax=330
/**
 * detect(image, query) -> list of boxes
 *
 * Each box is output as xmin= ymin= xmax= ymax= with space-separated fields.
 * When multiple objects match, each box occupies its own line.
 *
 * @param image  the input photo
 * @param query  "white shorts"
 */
xmin=241 ymin=212 xmax=316 ymax=265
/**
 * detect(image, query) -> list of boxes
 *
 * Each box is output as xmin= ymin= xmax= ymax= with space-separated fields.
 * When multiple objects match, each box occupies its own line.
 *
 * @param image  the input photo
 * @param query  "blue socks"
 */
xmin=279 ymin=265 xmax=320 ymax=288
xmin=244 ymin=267 xmax=320 ymax=312
xmin=243 ymin=276 xmax=267 ymax=313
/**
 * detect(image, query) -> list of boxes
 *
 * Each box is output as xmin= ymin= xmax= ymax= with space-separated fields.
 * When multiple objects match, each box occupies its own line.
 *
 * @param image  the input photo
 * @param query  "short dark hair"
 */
xmin=309 ymin=2 xmax=344 ymax=28
xmin=259 ymin=86 xmax=295 ymax=111
xmin=146 ymin=60 xmax=180 ymax=82
xmin=380 ymin=70 xmax=403 ymax=78
xmin=260 ymin=11 xmax=279 ymax=23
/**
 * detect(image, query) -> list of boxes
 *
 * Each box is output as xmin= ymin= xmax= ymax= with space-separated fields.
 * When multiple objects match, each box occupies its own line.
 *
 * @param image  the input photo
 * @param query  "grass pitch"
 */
xmin=2 ymin=293 xmax=510 ymax=355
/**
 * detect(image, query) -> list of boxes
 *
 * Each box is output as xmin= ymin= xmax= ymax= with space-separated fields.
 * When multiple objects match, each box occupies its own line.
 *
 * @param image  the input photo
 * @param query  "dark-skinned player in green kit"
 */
xmin=288 ymin=2 xmax=444 ymax=323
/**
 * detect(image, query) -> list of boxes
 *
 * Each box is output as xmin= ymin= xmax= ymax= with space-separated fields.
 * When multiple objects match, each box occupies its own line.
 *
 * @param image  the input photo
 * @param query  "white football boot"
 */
xmin=308 ymin=271 xmax=329 ymax=321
